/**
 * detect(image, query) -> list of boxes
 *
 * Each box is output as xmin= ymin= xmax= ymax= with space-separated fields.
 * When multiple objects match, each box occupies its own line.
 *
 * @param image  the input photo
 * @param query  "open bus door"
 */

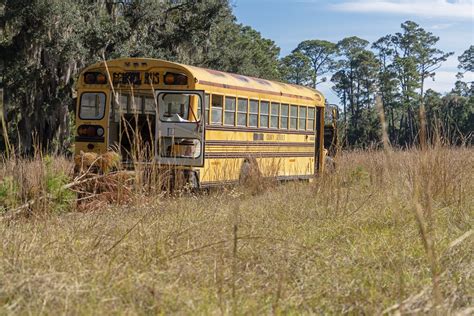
xmin=155 ymin=90 xmax=205 ymax=167
xmin=324 ymin=104 xmax=339 ymax=158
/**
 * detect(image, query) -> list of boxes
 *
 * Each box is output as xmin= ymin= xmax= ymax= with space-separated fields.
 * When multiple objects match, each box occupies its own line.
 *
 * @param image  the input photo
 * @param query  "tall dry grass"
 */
xmin=0 ymin=154 xmax=74 ymax=216
xmin=0 ymin=145 xmax=472 ymax=314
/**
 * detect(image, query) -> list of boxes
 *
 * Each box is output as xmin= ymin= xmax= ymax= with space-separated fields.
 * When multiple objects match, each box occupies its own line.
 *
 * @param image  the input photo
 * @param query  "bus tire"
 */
xmin=239 ymin=157 xmax=261 ymax=184
xmin=187 ymin=170 xmax=200 ymax=191
xmin=325 ymin=156 xmax=336 ymax=173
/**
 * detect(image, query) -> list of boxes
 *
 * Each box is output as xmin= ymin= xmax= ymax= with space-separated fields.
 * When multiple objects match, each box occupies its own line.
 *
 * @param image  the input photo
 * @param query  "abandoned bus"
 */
xmin=74 ymin=58 xmax=333 ymax=188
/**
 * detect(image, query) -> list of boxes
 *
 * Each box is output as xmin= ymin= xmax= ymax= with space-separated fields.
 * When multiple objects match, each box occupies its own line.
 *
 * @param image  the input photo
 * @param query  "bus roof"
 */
xmin=80 ymin=58 xmax=324 ymax=103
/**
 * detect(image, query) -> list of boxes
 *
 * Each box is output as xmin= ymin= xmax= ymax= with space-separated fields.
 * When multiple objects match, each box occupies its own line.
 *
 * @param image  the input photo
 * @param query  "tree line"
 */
xmin=281 ymin=22 xmax=473 ymax=147
xmin=0 ymin=0 xmax=280 ymax=154
xmin=1 ymin=1 xmax=472 ymax=155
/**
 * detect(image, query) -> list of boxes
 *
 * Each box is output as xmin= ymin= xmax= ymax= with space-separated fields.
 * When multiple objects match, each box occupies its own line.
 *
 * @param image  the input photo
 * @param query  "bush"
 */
xmin=44 ymin=156 xmax=75 ymax=213
xmin=0 ymin=176 xmax=19 ymax=212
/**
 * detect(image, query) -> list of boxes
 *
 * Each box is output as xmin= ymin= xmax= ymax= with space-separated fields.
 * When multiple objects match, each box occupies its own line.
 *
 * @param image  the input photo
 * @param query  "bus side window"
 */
xmin=298 ymin=106 xmax=307 ymax=130
xmin=270 ymin=102 xmax=280 ymax=129
xmin=237 ymin=98 xmax=248 ymax=126
xmin=120 ymin=94 xmax=129 ymax=113
xmin=113 ymin=94 xmax=128 ymax=122
xmin=260 ymin=101 xmax=269 ymax=128
xmin=224 ymin=97 xmax=236 ymax=126
xmin=281 ymin=104 xmax=289 ymax=129
xmin=307 ymin=107 xmax=315 ymax=131
xmin=130 ymin=95 xmax=142 ymax=114
xmin=290 ymin=105 xmax=298 ymax=130
xmin=197 ymin=93 xmax=209 ymax=122
xmin=249 ymin=99 xmax=258 ymax=127
xmin=144 ymin=97 xmax=156 ymax=115
xmin=211 ymin=94 xmax=223 ymax=125
xmin=205 ymin=94 xmax=210 ymax=124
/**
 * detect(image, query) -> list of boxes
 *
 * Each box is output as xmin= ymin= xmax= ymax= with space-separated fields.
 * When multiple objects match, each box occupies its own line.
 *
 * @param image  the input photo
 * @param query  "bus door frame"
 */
xmin=155 ymin=90 xmax=205 ymax=167
xmin=314 ymin=106 xmax=324 ymax=174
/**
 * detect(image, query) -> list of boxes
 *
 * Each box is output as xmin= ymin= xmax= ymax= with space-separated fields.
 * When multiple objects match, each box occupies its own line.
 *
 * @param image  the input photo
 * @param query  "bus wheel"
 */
xmin=186 ymin=170 xmax=200 ymax=191
xmin=239 ymin=157 xmax=261 ymax=185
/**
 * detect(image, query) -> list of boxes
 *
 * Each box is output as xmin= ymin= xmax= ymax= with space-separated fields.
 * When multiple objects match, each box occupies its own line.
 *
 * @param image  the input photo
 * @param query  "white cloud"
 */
xmin=440 ymin=54 xmax=461 ymax=70
xmin=430 ymin=23 xmax=455 ymax=30
xmin=425 ymin=71 xmax=458 ymax=92
xmin=331 ymin=0 xmax=474 ymax=19
xmin=425 ymin=70 xmax=474 ymax=92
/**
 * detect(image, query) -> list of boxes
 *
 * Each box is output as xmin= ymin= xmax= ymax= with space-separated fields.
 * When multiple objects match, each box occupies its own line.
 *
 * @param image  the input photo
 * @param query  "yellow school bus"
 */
xmin=74 ymin=58 xmax=329 ymax=188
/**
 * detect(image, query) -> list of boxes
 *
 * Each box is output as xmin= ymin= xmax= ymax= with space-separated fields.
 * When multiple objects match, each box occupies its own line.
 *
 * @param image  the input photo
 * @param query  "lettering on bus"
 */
xmin=112 ymin=72 xmax=159 ymax=85
xmin=144 ymin=72 xmax=160 ymax=85
xmin=264 ymin=134 xmax=285 ymax=141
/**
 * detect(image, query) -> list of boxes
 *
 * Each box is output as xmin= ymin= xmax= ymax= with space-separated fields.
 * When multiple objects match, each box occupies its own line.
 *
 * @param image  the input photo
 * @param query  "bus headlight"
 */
xmin=96 ymin=127 xmax=104 ymax=137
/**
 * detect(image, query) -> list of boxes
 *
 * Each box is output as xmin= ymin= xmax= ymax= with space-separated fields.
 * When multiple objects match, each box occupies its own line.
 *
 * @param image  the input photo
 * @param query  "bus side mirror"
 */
xmin=332 ymin=108 xmax=339 ymax=122
xmin=72 ymin=96 xmax=77 ymax=114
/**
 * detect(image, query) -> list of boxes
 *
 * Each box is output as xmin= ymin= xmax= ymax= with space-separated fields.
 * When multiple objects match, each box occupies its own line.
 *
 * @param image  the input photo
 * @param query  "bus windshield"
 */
xmin=80 ymin=92 xmax=106 ymax=120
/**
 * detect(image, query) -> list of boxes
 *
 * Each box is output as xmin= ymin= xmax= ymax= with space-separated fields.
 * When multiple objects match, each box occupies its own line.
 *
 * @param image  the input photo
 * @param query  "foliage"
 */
xmin=0 ymin=155 xmax=74 ymax=213
xmin=0 ymin=176 xmax=18 ymax=212
xmin=43 ymin=156 xmax=75 ymax=212
xmin=388 ymin=21 xmax=454 ymax=145
xmin=293 ymin=39 xmax=338 ymax=88
xmin=457 ymin=45 xmax=474 ymax=77
xmin=1 ymin=2 xmax=471 ymax=151
xmin=206 ymin=24 xmax=281 ymax=80
xmin=330 ymin=37 xmax=380 ymax=146
xmin=283 ymin=21 xmax=470 ymax=147
xmin=0 ymin=0 xmax=281 ymax=154
xmin=279 ymin=51 xmax=311 ymax=85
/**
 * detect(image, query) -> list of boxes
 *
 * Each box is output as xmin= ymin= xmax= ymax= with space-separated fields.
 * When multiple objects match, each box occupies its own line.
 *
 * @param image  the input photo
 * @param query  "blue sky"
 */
xmin=233 ymin=0 xmax=474 ymax=104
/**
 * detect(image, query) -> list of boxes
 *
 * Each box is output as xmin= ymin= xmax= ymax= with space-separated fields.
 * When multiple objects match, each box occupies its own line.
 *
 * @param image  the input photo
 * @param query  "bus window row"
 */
xmin=110 ymin=93 xmax=317 ymax=131
xmin=202 ymin=94 xmax=316 ymax=131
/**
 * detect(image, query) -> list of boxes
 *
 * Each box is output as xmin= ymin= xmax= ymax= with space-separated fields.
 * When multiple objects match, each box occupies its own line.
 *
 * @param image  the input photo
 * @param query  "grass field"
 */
xmin=0 ymin=147 xmax=473 ymax=314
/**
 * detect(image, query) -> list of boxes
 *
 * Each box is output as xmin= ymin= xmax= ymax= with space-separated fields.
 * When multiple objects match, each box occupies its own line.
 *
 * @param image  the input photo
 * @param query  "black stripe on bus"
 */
xmin=75 ymin=136 xmax=105 ymax=143
xmin=206 ymin=140 xmax=315 ymax=147
xmin=205 ymin=152 xmax=314 ymax=159
xmin=201 ymin=175 xmax=313 ymax=188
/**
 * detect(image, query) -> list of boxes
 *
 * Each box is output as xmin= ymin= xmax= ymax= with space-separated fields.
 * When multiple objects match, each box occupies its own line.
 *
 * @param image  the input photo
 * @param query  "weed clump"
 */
xmin=0 ymin=176 xmax=18 ymax=212
xmin=44 ymin=156 xmax=75 ymax=212
xmin=0 ymin=155 xmax=74 ymax=216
